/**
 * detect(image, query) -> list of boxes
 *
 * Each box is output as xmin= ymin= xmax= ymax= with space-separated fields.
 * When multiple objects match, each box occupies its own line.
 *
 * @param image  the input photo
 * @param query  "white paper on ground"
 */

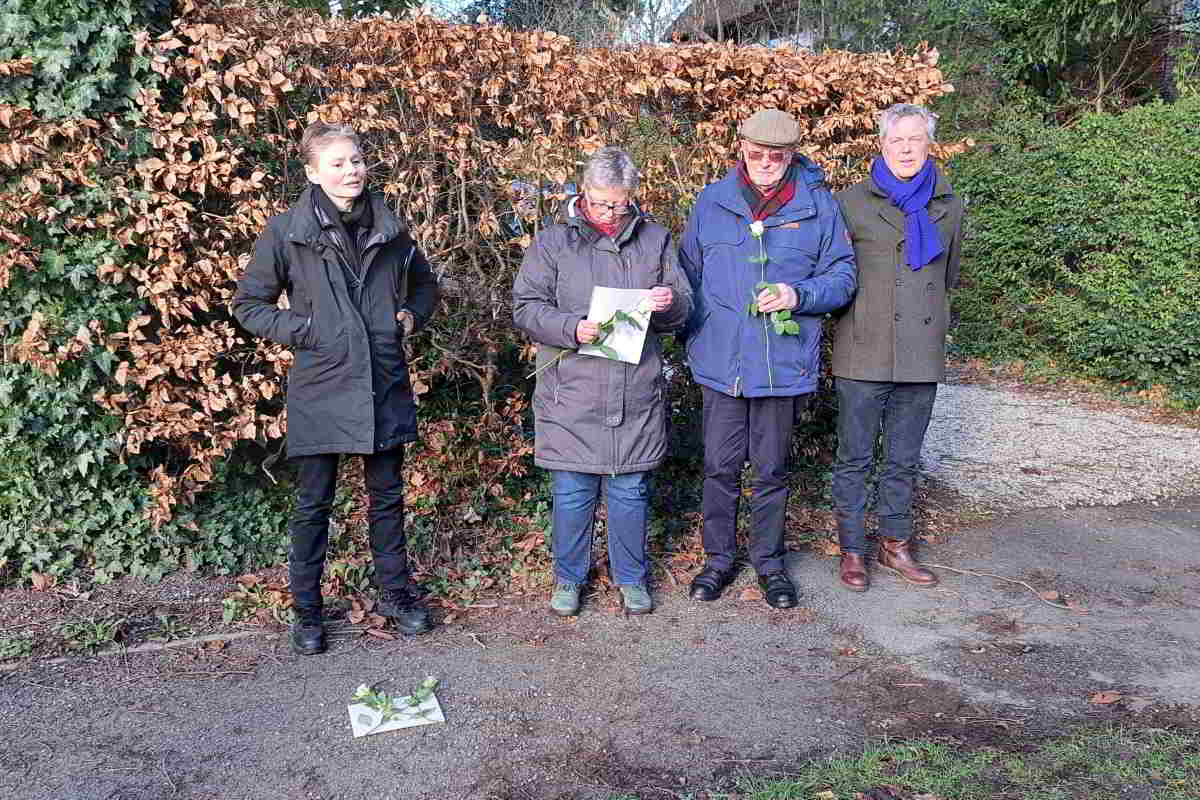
xmin=348 ymin=693 xmax=445 ymax=738
xmin=578 ymin=286 xmax=651 ymax=365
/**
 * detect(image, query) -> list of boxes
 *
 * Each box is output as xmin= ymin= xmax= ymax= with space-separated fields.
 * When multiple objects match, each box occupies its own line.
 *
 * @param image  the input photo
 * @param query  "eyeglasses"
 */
xmin=744 ymin=147 xmax=791 ymax=164
xmin=585 ymin=194 xmax=630 ymax=214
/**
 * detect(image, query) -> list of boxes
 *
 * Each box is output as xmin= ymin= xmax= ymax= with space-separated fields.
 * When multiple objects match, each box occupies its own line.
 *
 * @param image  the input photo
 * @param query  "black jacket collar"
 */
xmin=285 ymin=185 xmax=404 ymax=246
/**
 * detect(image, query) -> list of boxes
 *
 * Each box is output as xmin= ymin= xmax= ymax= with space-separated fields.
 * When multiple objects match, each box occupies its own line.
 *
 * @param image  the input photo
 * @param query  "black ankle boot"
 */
xmin=291 ymin=606 xmax=326 ymax=655
xmin=378 ymin=584 xmax=432 ymax=636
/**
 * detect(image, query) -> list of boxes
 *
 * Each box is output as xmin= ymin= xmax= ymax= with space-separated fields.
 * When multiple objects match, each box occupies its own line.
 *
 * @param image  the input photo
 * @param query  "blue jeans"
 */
xmin=550 ymin=470 xmax=651 ymax=586
xmin=831 ymin=378 xmax=937 ymax=555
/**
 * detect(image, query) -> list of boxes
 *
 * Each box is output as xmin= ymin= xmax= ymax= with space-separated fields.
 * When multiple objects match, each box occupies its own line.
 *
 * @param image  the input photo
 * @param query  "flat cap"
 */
xmin=739 ymin=109 xmax=800 ymax=147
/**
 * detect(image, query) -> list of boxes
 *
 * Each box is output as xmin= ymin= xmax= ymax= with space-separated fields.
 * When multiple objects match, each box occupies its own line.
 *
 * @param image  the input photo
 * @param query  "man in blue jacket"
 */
xmin=680 ymin=109 xmax=857 ymax=609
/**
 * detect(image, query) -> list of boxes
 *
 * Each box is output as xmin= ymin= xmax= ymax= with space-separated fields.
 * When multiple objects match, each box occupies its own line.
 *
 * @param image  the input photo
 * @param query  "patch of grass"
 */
xmin=731 ymin=727 xmax=1200 ymax=799
xmin=148 ymin=613 xmax=194 ymax=642
xmin=56 ymin=616 xmax=125 ymax=653
xmin=0 ymin=633 xmax=34 ymax=660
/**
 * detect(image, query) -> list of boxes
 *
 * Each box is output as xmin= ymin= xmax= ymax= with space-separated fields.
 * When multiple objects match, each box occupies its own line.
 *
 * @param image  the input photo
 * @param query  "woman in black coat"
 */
xmin=234 ymin=121 xmax=439 ymax=655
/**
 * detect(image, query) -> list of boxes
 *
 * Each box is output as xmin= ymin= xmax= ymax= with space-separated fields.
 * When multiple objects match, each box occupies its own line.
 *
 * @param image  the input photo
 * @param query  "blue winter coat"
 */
xmin=679 ymin=159 xmax=857 ymax=397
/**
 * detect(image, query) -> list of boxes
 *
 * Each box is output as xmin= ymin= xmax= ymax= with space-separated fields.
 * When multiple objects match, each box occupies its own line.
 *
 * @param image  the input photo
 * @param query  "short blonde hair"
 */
xmin=299 ymin=121 xmax=360 ymax=166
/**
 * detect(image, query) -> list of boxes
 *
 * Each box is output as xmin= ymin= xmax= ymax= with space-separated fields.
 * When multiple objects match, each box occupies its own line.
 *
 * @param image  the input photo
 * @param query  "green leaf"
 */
xmin=596 ymin=344 xmax=619 ymax=360
xmin=783 ymin=320 xmax=801 ymax=335
xmin=612 ymin=310 xmax=643 ymax=330
xmin=748 ymin=255 xmax=768 ymax=264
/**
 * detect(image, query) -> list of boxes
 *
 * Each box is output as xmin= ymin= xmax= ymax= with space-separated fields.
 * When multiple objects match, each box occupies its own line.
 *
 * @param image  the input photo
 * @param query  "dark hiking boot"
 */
xmin=378 ymin=584 xmax=433 ymax=635
xmin=291 ymin=606 xmax=326 ymax=655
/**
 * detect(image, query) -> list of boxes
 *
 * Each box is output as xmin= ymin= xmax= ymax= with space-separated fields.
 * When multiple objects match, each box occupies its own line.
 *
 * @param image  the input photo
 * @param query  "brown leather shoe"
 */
xmin=877 ymin=537 xmax=938 ymax=586
xmin=838 ymin=553 xmax=869 ymax=592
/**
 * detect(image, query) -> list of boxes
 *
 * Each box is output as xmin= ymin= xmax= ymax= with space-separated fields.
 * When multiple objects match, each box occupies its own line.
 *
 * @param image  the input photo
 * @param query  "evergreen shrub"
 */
xmin=949 ymin=98 xmax=1200 ymax=408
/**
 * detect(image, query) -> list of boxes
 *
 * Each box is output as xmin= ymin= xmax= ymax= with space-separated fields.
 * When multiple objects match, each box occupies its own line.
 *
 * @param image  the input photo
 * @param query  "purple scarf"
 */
xmin=870 ymin=157 xmax=943 ymax=271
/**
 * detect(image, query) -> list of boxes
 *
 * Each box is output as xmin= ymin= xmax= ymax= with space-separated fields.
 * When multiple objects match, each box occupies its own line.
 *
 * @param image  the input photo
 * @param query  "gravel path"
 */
xmin=923 ymin=383 xmax=1200 ymax=509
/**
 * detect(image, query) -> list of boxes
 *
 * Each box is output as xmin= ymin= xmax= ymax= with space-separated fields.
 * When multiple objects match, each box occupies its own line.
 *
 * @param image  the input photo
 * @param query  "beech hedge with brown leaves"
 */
xmin=0 ymin=0 xmax=959 ymax=584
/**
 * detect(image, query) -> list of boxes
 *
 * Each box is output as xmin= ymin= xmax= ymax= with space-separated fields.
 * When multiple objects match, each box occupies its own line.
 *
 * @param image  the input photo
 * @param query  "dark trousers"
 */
xmin=831 ymin=378 xmax=937 ymax=555
xmin=289 ymin=447 xmax=409 ymax=609
xmin=700 ymin=385 xmax=797 ymax=575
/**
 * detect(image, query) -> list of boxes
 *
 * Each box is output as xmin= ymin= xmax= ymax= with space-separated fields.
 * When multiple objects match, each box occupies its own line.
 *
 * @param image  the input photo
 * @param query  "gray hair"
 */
xmin=300 ymin=121 xmax=361 ymax=166
xmin=878 ymin=104 xmax=936 ymax=142
xmin=582 ymin=146 xmax=640 ymax=191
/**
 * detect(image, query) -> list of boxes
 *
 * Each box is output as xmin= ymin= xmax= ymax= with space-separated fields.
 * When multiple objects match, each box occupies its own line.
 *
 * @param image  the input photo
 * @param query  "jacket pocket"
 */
xmin=699 ymin=236 xmax=745 ymax=309
xmin=534 ymin=345 xmax=564 ymax=407
xmin=767 ymin=228 xmax=819 ymax=282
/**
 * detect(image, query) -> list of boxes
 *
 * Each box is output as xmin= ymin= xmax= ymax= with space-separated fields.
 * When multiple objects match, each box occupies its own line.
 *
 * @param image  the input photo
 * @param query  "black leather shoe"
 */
xmin=689 ymin=566 xmax=734 ymax=601
xmin=291 ymin=608 xmax=326 ymax=655
xmin=378 ymin=585 xmax=433 ymax=636
xmin=758 ymin=572 xmax=798 ymax=609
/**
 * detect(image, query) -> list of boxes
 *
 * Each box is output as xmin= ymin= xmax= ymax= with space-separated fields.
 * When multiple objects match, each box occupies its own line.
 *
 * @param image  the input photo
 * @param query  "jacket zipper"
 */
xmin=614 ymin=249 xmax=629 ymax=475
xmin=325 ymin=233 xmax=378 ymax=437
xmin=553 ymin=357 xmax=561 ymax=405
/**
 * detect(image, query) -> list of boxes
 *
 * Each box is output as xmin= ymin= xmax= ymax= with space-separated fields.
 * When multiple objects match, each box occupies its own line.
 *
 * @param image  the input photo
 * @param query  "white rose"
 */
xmin=749 ymin=220 xmax=765 ymax=237
xmin=353 ymin=684 xmax=372 ymax=699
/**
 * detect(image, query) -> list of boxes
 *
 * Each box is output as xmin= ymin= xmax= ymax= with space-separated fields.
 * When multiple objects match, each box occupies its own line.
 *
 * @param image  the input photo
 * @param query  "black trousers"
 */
xmin=831 ymin=378 xmax=937 ymax=555
xmin=700 ymin=386 xmax=798 ymax=575
xmin=288 ymin=447 xmax=409 ymax=609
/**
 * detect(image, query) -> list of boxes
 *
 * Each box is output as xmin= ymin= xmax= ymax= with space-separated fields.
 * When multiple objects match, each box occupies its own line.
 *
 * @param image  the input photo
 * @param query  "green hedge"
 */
xmin=949 ymin=98 xmax=1200 ymax=408
xmin=0 ymin=225 xmax=295 ymax=584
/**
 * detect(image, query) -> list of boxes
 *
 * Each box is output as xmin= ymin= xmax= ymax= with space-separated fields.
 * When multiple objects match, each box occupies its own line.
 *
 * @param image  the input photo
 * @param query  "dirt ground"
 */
xmin=1 ymin=495 xmax=1197 ymax=800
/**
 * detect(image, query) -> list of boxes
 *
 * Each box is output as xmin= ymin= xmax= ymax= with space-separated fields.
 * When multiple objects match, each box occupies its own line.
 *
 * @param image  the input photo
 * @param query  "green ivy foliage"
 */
xmin=0 ymin=205 xmax=295 ymax=584
xmin=0 ymin=0 xmax=171 ymax=118
xmin=949 ymin=96 xmax=1200 ymax=408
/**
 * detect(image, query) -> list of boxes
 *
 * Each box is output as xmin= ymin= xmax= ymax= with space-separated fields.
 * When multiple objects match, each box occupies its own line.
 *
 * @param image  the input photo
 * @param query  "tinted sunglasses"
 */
xmin=744 ymin=148 xmax=790 ymax=164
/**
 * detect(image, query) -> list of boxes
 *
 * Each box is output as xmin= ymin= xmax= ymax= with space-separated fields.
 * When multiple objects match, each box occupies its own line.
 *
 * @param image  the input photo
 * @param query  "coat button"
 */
xmin=923 ymin=317 xmax=932 ymax=325
xmin=894 ymin=313 xmax=902 ymax=321
xmin=606 ymin=415 xmax=619 ymax=426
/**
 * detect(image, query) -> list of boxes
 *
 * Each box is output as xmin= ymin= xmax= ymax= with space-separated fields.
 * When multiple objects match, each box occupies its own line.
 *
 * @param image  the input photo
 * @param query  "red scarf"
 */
xmin=579 ymin=196 xmax=625 ymax=238
xmin=738 ymin=160 xmax=796 ymax=221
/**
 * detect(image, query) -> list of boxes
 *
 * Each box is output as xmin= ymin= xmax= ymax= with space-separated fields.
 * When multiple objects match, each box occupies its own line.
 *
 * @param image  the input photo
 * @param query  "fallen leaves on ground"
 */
xmin=366 ymin=628 xmax=396 ymax=641
xmin=814 ymin=536 xmax=843 ymax=557
xmin=1090 ymin=690 xmax=1123 ymax=704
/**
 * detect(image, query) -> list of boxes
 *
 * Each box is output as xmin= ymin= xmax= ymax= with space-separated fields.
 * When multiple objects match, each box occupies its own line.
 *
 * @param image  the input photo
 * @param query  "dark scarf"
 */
xmin=870 ymin=157 xmax=944 ymax=271
xmin=312 ymin=185 xmax=373 ymax=280
xmin=738 ymin=159 xmax=797 ymax=221
xmin=579 ymin=195 xmax=627 ymax=239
